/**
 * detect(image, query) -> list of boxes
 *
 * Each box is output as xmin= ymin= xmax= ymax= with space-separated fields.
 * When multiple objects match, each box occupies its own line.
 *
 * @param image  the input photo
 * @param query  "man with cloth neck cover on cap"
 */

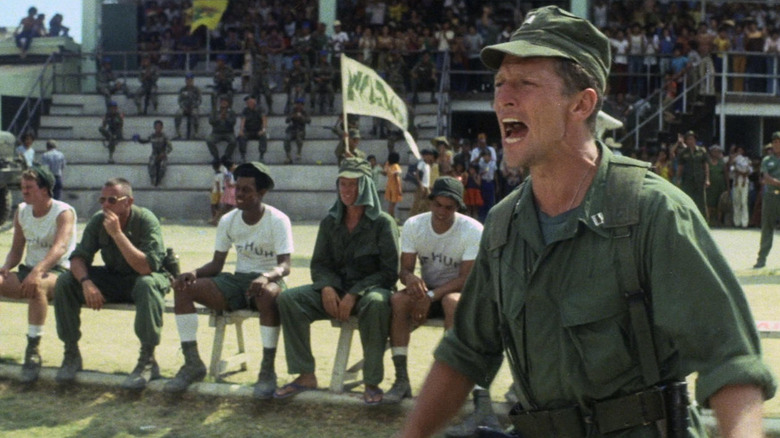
xmin=400 ymin=6 xmax=775 ymax=438
xmin=275 ymin=157 xmax=399 ymax=404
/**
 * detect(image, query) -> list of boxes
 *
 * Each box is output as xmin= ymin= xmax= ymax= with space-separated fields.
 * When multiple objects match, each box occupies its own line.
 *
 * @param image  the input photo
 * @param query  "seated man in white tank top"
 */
xmin=0 ymin=165 xmax=77 ymax=383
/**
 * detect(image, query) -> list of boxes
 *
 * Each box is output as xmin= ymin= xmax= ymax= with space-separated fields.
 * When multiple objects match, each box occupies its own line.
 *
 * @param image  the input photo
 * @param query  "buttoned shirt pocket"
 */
xmin=560 ymin=287 xmax=635 ymax=386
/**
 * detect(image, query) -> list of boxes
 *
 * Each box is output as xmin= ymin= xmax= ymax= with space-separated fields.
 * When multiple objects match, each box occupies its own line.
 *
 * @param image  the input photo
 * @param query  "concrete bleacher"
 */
xmin=36 ymin=76 xmax=440 ymax=221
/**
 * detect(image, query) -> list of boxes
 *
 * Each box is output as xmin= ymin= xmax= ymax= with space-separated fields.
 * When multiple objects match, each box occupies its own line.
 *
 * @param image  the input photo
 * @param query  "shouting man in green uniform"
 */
xmin=401 ymin=6 xmax=775 ymax=438
xmin=54 ymin=178 xmax=171 ymax=391
xmin=754 ymin=131 xmax=780 ymax=269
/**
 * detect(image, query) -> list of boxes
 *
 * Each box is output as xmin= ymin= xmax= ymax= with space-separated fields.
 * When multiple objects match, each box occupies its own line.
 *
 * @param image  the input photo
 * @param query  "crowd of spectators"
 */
xmin=13 ymin=6 xmax=70 ymax=57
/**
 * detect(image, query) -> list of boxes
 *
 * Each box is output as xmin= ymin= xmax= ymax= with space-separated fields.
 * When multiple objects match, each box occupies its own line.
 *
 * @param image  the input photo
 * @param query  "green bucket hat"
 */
xmin=234 ymin=161 xmax=275 ymax=190
xmin=480 ymin=5 xmax=611 ymax=93
xmin=338 ymin=157 xmax=372 ymax=179
xmin=428 ymin=176 xmax=466 ymax=211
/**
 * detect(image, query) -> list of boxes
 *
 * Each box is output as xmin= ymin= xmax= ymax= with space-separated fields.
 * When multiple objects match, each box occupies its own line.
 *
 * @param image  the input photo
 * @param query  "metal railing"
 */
xmin=7 ymin=53 xmax=56 ymax=138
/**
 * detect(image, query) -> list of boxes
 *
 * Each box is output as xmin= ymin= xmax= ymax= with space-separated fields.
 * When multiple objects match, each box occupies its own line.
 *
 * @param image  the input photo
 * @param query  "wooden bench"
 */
xmin=209 ymin=309 xmax=446 ymax=391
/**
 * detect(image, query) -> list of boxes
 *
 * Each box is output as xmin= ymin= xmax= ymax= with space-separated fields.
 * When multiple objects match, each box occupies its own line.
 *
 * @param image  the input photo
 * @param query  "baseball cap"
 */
xmin=333 ymin=20 xmax=342 ymax=27
xmin=234 ymin=161 xmax=274 ymax=190
xmin=338 ymin=157 xmax=371 ymax=179
xmin=428 ymin=176 xmax=465 ymax=211
xmin=480 ymin=6 xmax=611 ymax=92
xmin=772 ymin=131 xmax=780 ymax=140
xmin=348 ymin=128 xmax=361 ymax=139
xmin=185 ymin=72 xmax=194 ymax=79
xmin=684 ymin=130 xmax=697 ymax=138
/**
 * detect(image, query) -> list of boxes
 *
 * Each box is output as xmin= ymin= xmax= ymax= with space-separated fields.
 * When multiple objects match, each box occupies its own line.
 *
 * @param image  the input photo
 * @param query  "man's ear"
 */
xmin=570 ymin=88 xmax=598 ymax=122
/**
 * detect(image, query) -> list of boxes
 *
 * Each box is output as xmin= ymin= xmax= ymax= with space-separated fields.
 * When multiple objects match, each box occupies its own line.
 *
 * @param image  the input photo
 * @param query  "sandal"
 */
xmin=363 ymin=386 xmax=384 ymax=405
xmin=273 ymin=382 xmax=315 ymax=399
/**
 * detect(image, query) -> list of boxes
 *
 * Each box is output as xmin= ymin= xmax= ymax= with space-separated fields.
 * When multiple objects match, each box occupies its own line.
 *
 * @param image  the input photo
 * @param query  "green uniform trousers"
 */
xmin=681 ymin=181 xmax=706 ymax=218
xmin=278 ymin=284 xmax=391 ymax=386
xmin=207 ymin=133 xmax=237 ymax=162
xmin=758 ymin=191 xmax=780 ymax=263
xmin=54 ymin=268 xmax=169 ymax=346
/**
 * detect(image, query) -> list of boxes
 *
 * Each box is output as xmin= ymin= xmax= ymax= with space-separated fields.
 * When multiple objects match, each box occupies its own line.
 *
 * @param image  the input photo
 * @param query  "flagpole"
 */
xmin=340 ymin=54 xmax=348 ymax=143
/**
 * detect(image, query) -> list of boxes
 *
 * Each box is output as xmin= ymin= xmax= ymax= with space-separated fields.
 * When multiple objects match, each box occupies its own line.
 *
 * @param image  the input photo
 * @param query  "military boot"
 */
xmin=164 ymin=341 xmax=207 ymax=393
xmin=55 ymin=342 xmax=82 ymax=384
xmin=445 ymin=389 xmax=502 ymax=437
xmin=122 ymin=344 xmax=161 ymax=391
xmin=252 ymin=348 xmax=277 ymax=400
xmin=383 ymin=355 xmax=412 ymax=404
xmin=20 ymin=336 xmax=42 ymax=383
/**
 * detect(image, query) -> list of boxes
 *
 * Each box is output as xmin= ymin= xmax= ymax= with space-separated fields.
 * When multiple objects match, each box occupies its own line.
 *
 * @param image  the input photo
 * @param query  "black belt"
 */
xmin=509 ymin=388 xmax=666 ymax=437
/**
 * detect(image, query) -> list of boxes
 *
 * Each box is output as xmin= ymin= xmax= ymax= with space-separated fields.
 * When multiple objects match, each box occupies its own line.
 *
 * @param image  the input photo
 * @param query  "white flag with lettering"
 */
xmin=341 ymin=55 xmax=421 ymax=158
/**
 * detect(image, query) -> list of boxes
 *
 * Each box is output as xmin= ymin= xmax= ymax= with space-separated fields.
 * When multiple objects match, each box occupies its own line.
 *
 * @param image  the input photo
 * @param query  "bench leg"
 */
xmin=209 ymin=315 xmax=227 ymax=379
xmin=234 ymin=320 xmax=248 ymax=372
xmin=330 ymin=323 xmax=356 ymax=393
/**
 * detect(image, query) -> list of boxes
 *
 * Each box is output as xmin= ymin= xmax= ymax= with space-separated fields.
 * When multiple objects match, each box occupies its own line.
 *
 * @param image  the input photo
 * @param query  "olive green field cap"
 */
xmin=480 ymin=5 xmax=611 ymax=92
xmin=428 ymin=176 xmax=465 ymax=211
xmin=772 ymin=131 xmax=780 ymax=140
xmin=348 ymin=128 xmax=361 ymax=139
xmin=30 ymin=164 xmax=55 ymax=195
xmin=338 ymin=157 xmax=372 ymax=179
xmin=234 ymin=161 xmax=275 ymax=190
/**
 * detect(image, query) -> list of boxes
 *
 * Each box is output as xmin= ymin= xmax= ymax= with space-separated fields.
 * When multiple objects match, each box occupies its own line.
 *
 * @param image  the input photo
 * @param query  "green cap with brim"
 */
xmin=772 ymin=131 xmax=780 ymax=140
xmin=338 ymin=157 xmax=372 ymax=179
xmin=234 ymin=161 xmax=275 ymax=190
xmin=30 ymin=164 xmax=55 ymax=195
xmin=428 ymin=176 xmax=466 ymax=211
xmin=480 ymin=6 xmax=611 ymax=93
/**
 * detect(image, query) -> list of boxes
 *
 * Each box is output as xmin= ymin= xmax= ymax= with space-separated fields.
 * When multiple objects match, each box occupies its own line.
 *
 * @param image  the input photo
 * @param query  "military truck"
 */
xmin=0 ymin=130 xmax=23 ymax=226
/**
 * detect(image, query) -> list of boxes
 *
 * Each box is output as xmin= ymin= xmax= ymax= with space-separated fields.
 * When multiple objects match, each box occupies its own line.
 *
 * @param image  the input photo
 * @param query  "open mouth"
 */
xmin=502 ymin=118 xmax=528 ymax=143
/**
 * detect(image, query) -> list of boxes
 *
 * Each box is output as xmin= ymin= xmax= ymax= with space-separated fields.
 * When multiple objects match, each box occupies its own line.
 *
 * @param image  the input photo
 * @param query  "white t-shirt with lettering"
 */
xmin=215 ymin=205 xmax=294 ymax=274
xmin=401 ymin=212 xmax=483 ymax=289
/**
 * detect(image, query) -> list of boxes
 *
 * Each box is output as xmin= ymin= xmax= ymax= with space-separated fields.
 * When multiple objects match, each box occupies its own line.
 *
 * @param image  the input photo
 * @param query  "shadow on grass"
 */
xmin=0 ymin=380 xmax=408 ymax=437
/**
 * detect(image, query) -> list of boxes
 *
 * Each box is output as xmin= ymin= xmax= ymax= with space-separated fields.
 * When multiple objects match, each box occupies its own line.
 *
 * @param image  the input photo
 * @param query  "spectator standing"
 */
xmin=134 ymin=120 xmax=173 ymax=187
xmin=409 ymin=149 xmax=435 ymax=217
xmin=732 ymin=23 xmax=747 ymax=92
xmin=383 ymin=151 xmax=403 ymax=220
xmin=283 ymin=98 xmax=311 ymax=164
xmin=209 ymin=161 xmax=224 ymax=225
xmin=41 ymin=140 xmax=66 ymax=200
xmin=731 ymin=145 xmax=753 ymax=228
xmin=212 ymin=55 xmax=235 ymax=111
xmin=706 ymin=145 xmax=729 ymax=226
xmin=754 ymin=132 xmax=780 ymax=268
xmin=133 ymin=56 xmax=160 ymax=115
xmin=609 ymin=28 xmax=630 ymax=94
xmin=627 ymin=22 xmax=647 ymax=97
xmin=477 ymin=149 xmax=497 ymax=222
xmin=16 ymin=133 xmax=35 ymax=168
xmin=675 ymin=131 xmax=710 ymax=218
xmin=764 ymin=27 xmax=780 ymax=95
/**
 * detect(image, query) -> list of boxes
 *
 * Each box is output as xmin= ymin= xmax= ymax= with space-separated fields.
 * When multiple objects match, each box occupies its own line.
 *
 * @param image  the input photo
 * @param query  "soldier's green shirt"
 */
xmin=435 ymin=145 xmax=775 ymax=435
xmin=178 ymin=85 xmax=202 ymax=110
xmin=71 ymin=205 xmax=166 ymax=276
xmin=677 ymin=145 xmax=708 ymax=185
xmin=761 ymin=153 xmax=780 ymax=194
xmin=310 ymin=211 xmax=399 ymax=296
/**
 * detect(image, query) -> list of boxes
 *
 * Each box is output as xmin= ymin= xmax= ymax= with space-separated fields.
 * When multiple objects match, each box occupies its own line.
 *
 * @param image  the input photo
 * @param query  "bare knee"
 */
xmin=391 ymin=290 xmax=413 ymax=314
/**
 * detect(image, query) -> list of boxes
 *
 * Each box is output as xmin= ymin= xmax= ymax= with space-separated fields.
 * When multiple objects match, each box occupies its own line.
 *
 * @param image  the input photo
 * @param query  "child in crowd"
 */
xmin=653 ymin=147 xmax=673 ymax=181
xmin=463 ymin=163 xmax=483 ymax=219
xmin=209 ymin=161 xmax=224 ymax=225
xmin=220 ymin=159 xmax=237 ymax=217
xmin=383 ymin=151 xmax=403 ymax=220
xmin=367 ymin=154 xmax=382 ymax=189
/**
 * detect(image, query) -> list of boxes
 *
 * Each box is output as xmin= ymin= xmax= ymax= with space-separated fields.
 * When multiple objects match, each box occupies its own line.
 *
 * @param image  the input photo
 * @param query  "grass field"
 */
xmin=0 ymin=221 xmax=779 ymax=437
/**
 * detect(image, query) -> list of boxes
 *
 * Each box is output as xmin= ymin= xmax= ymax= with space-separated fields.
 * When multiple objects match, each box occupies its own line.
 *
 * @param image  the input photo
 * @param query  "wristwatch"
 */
xmin=426 ymin=290 xmax=435 ymax=300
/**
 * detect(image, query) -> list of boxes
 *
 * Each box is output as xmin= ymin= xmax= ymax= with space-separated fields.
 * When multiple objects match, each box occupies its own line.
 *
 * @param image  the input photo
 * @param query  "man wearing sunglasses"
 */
xmin=53 ymin=178 xmax=171 ymax=391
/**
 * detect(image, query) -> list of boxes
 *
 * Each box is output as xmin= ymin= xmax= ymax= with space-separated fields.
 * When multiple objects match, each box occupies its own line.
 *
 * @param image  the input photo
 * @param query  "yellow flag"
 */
xmin=190 ymin=0 xmax=229 ymax=33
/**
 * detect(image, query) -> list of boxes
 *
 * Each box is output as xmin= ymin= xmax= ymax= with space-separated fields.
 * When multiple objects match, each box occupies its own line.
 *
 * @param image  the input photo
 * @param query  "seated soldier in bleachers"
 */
xmin=275 ymin=158 xmax=399 ymax=404
xmin=0 ymin=166 xmax=77 ymax=383
xmin=165 ymin=162 xmax=293 ymax=398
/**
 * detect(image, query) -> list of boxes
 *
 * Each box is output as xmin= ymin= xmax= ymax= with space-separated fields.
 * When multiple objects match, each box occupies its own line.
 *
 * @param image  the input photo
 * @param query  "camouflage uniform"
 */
xmin=237 ymin=104 xmax=267 ymax=162
xmin=138 ymin=131 xmax=173 ymax=186
xmin=98 ymin=107 xmax=124 ymax=163
xmin=207 ymin=103 xmax=238 ymax=163
xmin=133 ymin=60 xmax=159 ymax=114
xmin=284 ymin=60 xmax=309 ymax=113
xmin=284 ymin=103 xmax=310 ymax=163
xmin=311 ymin=56 xmax=335 ymax=114
xmin=250 ymin=50 xmax=274 ymax=114
xmin=96 ymin=63 xmax=129 ymax=108
xmin=212 ymin=62 xmax=235 ymax=110
xmin=174 ymin=82 xmax=202 ymax=139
